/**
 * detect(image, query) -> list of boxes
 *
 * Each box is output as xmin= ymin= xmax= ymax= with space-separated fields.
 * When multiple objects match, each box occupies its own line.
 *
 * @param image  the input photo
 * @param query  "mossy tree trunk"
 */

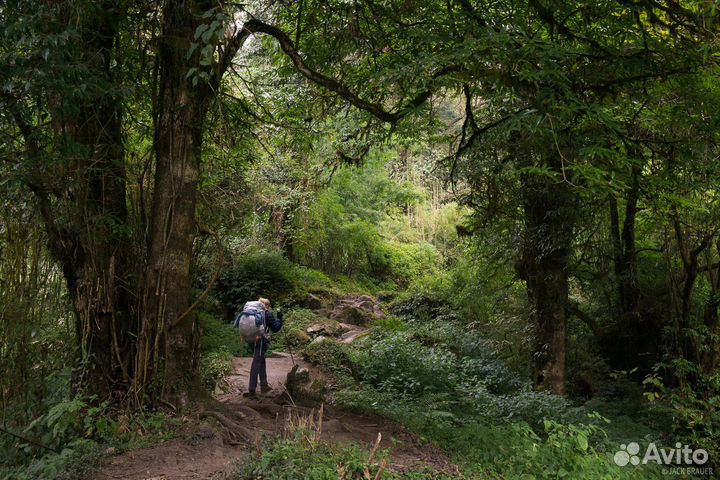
xmin=17 ymin=0 xmax=136 ymax=398
xmin=517 ymin=154 xmax=575 ymax=395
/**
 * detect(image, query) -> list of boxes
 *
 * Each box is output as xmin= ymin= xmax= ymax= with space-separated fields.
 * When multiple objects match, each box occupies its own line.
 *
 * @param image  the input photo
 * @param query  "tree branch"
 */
xmin=699 ymin=262 xmax=720 ymax=274
xmin=567 ymin=301 xmax=601 ymax=337
xmin=241 ymin=18 xmax=460 ymax=123
xmin=3 ymin=98 xmax=70 ymax=262
xmin=214 ymin=25 xmax=253 ymax=88
xmin=453 ymin=106 xmax=532 ymax=161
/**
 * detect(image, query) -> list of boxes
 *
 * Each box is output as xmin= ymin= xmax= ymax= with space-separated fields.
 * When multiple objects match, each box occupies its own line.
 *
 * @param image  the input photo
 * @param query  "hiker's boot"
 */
xmin=260 ymin=384 xmax=273 ymax=394
xmin=243 ymin=391 xmax=258 ymax=400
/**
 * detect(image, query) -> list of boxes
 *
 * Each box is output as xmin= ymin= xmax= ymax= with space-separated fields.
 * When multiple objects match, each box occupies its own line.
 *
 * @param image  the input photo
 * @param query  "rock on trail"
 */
xmin=301 ymin=293 xmax=385 ymax=346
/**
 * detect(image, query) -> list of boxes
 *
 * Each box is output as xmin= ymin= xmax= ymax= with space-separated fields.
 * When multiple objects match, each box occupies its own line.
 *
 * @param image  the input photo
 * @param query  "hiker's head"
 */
xmin=258 ymin=297 xmax=271 ymax=309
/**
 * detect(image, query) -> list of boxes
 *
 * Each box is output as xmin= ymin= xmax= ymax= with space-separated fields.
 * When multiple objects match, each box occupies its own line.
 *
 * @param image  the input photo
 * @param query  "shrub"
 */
xmin=381 ymin=240 xmax=444 ymax=289
xmin=302 ymin=339 xmax=357 ymax=386
xmin=0 ymin=439 xmax=103 ymax=480
xmin=14 ymin=396 xmax=109 ymax=459
xmin=271 ymin=308 xmax=321 ymax=352
xmin=351 ymin=331 xmax=459 ymax=396
xmin=0 ymin=398 xmax=176 ymax=480
xmin=215 ymin=248 xmax=332 ymax=315
xmin=228 ymin=407 xmax=453 ymax=479
xmin=336 ymin=386 xmax=664 ymax=479
xmin=645 ymin=377 xmax=720 ymax=467
xmin=198 ymin=312 xmax=246 ymax=356
xmin=216 ymin=249 xmax=298 ymax=313
xmin=200 ymin=350 xmax=234 ymax=392
xmin=458 ymin=418 xmax=665 ymax=479
xmin=325 ymin=298 xmax=676 ymax=479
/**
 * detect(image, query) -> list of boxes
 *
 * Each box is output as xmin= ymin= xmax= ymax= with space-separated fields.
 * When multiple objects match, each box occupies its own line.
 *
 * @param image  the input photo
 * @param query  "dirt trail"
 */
xmin=98 ymin=295 xmax=456 ymax=478
xmin=96 ymin=351 xmax=456 ymax=479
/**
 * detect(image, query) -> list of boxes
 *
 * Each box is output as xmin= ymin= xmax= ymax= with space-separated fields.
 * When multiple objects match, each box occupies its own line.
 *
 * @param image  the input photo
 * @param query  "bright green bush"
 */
xmin=294 ymin=189 xmax=392 ymax=278
xmin=215 ymin=248 xmax=331 ymax=314
xmin=351 ymin=330 xmax=458 ymax=396
xmin=271 ymin=308 xmax=321 ymax=351
xmin=336 ymin=386 xmax=665 ymax=479
xmin=200 ymin=349 xmax=234 ymax=392
xmin=382 ymin=240 xmax=444 ymax=289
xmin=305 ymin=305 xmax=575 ymax=429
xmin=458 ymin=418 xmax=665 ymax=479
xmin=290 ymin=153 xmax=449 ymax=290
xmin=322 ymin=293 xmax=677 ymax=479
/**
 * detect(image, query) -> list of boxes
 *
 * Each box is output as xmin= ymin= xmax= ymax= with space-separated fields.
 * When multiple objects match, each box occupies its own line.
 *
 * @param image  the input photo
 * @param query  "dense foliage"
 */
xmin=2 ymin=0 xmax=720 ymax=478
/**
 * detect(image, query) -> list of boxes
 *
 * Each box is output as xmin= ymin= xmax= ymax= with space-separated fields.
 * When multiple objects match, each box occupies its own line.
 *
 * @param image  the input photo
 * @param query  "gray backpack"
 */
xmin=234 ymin=301 xmax=267 ymax=343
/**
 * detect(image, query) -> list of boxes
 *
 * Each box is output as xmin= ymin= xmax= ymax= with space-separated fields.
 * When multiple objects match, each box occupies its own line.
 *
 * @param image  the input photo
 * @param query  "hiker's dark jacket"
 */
xmin=264 ymin=310 xmax=283 ymax=335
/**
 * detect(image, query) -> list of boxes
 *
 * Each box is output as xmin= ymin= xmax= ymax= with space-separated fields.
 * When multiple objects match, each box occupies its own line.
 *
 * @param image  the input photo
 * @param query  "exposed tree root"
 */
xmin=199 ymin=410 xmax=254 ymax=445
xmin=231 ymin=405 xmax=264 ymax=420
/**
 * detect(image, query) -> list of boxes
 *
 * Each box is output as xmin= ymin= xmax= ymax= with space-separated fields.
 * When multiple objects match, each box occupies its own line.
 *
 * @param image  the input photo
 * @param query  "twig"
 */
xmin=317 ymin=403 xmax=324 ymax=435
xmin=367 ymin=432 xmax=382 ymax=464
xmin=0 ymin=425 xmax=60 ymax=454
xmin=374 ymin=458 xmax=388 ymax=480
xmin=159 ymin=398 xmax=177 ymax=413
xmin=286 ymin=341 xmax=297 ymax=367
xmin=281 ymin=382 xmax=297 ymax=409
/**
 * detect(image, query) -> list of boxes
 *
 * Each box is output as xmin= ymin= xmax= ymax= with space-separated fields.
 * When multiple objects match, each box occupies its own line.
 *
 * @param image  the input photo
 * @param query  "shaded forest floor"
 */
xmin=95 ymin=351 xmax=457 ymax=479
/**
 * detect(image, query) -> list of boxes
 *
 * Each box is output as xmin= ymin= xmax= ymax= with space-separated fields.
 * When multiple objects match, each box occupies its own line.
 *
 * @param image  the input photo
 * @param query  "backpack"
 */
xmin=234 ymin=300 xmax=267 ymax=343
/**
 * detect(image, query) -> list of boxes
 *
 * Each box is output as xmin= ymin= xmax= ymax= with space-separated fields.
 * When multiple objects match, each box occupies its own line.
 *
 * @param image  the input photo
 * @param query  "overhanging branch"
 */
xmin=240 ymin=18 xmax=460 ymax=123
xmin=567 ymin=301 xmax=601 ymax=337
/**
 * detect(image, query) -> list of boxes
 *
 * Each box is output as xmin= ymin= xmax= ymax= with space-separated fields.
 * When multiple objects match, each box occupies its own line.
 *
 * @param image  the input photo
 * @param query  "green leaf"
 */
xmin=577 ymin=433 xmax=588 ymax=452
xmin=194 ymin=24 xmax=208 ymax=40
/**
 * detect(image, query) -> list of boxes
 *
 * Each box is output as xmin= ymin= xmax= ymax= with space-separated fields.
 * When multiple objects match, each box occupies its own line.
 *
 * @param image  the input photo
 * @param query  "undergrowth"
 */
xmin=229 ymin=407 xmax=456 ymax=479
xmin=0 ymin=400 xmax=176 ymax=480
xmin=297 ymin=298 xmax=669 ymax=479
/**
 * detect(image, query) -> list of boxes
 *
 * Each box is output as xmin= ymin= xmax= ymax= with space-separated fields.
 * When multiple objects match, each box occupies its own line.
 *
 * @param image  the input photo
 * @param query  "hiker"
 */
xmin=235 ymin=297 xmax=283 ymax=399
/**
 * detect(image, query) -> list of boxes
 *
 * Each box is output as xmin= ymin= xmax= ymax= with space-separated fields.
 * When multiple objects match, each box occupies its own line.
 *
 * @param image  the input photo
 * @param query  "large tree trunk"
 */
xmin=610 ymin=166 xmax=640 ymax=317
xmin=607 ymin=166 xmax=643 ymax=369
xmin=70 ymin=5 xmax=132 ymax=395
xmin=18 ymin=0 xmax=135 ymax=398
xmin=136 ymin=0 xmax=214 ymax=407
xmin=668 ymin=213 xmax=715 ymax=372
xmin=517 ymin=157 xmax=574 ymax=395
xmin=701 ymin=243 xmax=720 ymax=374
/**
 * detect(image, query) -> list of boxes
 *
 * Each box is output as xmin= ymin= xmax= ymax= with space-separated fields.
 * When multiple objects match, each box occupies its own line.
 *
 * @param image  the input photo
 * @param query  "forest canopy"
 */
xmin=2 ymin=0 xmax=720 ymax=478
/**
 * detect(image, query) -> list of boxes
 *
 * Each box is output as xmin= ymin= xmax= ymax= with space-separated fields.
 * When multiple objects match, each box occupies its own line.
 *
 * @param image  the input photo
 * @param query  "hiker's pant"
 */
xmin=248 ymin=339 xmax=268 ymax=392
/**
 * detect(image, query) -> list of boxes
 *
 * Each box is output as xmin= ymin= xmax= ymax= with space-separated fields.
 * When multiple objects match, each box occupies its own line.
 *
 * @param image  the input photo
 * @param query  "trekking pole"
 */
xmin=279 ymin=308 xmax=296 ymax=366
xmin=287 ymin=336 xmax=297 ymax=366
